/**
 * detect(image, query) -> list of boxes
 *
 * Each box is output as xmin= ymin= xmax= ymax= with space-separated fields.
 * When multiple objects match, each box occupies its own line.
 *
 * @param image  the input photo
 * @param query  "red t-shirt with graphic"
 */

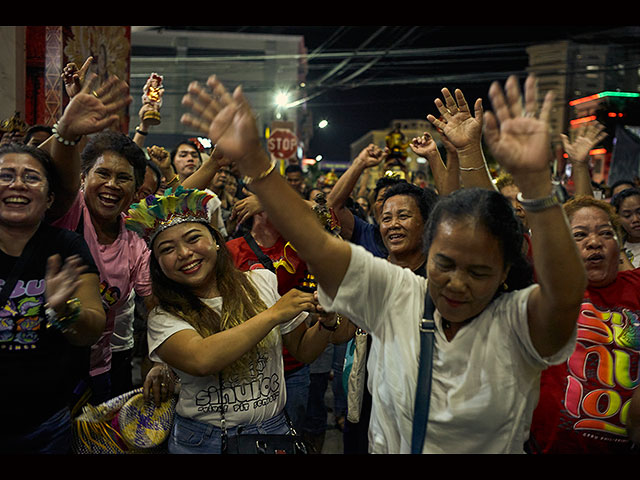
xmin=226 ymin=234 xmax=308 ymax=373
xmin=530 ymin=269 xmax=640 ymax=453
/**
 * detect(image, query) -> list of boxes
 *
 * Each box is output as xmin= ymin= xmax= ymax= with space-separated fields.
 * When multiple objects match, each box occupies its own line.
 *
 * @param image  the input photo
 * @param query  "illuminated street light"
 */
xmin=318 ymin=119 xmax=328 ymax=129
xmin=275 ymin=91 xmax=290 ymax=108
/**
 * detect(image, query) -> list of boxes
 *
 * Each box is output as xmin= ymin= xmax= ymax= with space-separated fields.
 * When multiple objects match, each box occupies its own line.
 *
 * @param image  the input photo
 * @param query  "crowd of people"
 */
xmin=1 ymin=55 xmax=639 ymax=455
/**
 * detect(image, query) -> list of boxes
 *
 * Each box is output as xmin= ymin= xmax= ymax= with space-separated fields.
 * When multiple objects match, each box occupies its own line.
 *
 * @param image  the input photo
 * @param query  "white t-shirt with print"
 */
xmin=147 ymin=269 xmax=306 ymax=428
xmin=317 ymin=243 xmax=576 ymax=454
xmin=624 ymin=240 xmax=640 ymax=268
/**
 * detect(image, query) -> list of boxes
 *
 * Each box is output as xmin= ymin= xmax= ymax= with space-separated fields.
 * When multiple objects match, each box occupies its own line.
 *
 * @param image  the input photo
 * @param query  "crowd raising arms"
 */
xmin=6 ymin=47 xmax=638 ymax=453
xmin=180 ymin=73 xmax=588 ymax=452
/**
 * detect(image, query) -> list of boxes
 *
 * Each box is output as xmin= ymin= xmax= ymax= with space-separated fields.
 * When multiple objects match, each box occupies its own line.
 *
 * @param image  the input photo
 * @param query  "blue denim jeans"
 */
xmin=168 ymin=411 xmax=290 ymax=454
xmin=284 ymin=364 xmax=310 ymax=432
xmin=4 ymin=407 xmax=72 ymax=454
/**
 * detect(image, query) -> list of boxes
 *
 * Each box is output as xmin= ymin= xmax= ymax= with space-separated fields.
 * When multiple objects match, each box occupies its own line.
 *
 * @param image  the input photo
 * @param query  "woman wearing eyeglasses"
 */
xmin=0 ymin=142 xmax=105 ymax=453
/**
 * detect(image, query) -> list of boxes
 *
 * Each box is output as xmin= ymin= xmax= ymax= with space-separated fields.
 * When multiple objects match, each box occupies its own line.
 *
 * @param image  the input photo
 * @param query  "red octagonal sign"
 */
xmin=267 ymin=129 xmax=298 ymax=159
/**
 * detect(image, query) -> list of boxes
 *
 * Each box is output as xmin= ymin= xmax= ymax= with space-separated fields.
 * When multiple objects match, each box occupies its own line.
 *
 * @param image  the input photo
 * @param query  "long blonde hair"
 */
xmin=150 ymin=223 xmax=278 ymax=379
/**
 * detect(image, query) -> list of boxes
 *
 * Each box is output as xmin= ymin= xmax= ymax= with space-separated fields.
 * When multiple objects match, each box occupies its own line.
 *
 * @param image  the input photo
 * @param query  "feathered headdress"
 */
xmin=125 ymin=186 xmax=215 ymax=247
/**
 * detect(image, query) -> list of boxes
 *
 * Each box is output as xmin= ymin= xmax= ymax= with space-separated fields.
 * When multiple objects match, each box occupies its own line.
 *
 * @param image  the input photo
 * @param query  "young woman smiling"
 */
xmin=125 ymin=187 xmax=344 ymax=453
xmin=179 ymin=73 xmax=587 ymax=453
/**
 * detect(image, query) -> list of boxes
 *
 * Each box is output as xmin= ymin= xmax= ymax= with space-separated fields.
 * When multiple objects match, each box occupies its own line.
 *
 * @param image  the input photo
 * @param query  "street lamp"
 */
xmin=275 ymin=91 xmax=290 ymax=109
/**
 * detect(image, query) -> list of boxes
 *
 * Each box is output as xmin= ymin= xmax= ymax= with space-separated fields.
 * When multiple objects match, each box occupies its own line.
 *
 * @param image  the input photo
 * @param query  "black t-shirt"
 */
xmin=0 ymin=222 xmax=98 ymax=435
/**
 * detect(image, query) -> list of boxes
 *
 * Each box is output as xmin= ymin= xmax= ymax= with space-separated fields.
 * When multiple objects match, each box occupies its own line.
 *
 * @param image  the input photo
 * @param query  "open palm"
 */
xmin=483 ymin=75 xmax=554 ymax=176
xmin=60 ymin=74 xmax=131 ymax=138
xmin=181 ymin=76 xmax=262 ymax=168
xmin=427 ymin=88 xmax=483 ymax=149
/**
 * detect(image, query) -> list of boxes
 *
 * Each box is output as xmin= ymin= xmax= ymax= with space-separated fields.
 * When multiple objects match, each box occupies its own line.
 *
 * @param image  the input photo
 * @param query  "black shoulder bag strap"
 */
xmin=411 ymin=286 xmax=436 ymax=454
xmin=243 ymin=233 xmax=275 ymax=273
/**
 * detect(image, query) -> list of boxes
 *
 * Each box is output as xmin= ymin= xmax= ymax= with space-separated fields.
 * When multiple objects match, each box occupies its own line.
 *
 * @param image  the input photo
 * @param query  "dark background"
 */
xmin=160 ymin=25 xmax=640 ymax=162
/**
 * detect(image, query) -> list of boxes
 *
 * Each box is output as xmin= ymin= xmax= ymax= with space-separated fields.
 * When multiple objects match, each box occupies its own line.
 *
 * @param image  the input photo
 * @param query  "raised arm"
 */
xmin=326 ymin=144 xmax=386 ymax=240
xmin=40 ymin=73 xmax=132 ymax=221
xmin=427 ymin=88 xmax=496 ymax=191
xmin=409 ymin=131 xmax=460 ymax=196
xmin=181 ymin=76 xmax=351 ymax=299
xmin=180 ymin=146 xmax=226 ymax=190
xmin=484 ymin=74 xmax=587 ymax=358
xmin=560 ymin=121 xmax=608 ymax=197
xmin=132 ymin=104 xmax=158 ymax=148
xmin=146 ymin=145 xmax=179 ymax=190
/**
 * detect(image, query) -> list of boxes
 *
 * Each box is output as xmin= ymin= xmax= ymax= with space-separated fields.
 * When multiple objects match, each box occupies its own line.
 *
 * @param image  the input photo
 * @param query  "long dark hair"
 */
xmin=149 ymin=223 xmax=274 ymax=378
xmin=424 ymin=188 xmax=534 ymax=293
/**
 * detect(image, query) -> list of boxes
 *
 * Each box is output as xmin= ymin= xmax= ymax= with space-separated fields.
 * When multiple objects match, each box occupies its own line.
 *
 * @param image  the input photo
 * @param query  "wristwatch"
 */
xmin=320 ymin=314 xmax=342 ymax=332
xmin=516 ymin=190 xmax=562 ymax=212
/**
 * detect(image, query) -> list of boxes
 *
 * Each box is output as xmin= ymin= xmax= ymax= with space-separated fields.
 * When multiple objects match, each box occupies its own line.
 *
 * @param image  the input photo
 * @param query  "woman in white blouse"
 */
xmin=179 ymin=73 xmax=587 ymax=453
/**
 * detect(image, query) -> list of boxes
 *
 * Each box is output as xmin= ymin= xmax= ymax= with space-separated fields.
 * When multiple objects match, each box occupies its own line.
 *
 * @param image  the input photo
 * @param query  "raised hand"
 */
xmin=355 ymin=143 xmax=388 ymax=169
xmin=147 ymin=145 xmax=172 ymax=170
xmin=181 ymin=76 xmax=267 ymax=178
xmin=57 ymin=73 xmax=132 ymax=140
xmin=426 ymin=88 xmax=483 ymax=151
xmin=62 ymin=56 xmax=94 ymax=99
xmin=410 ymin=132 xmax=460 ymax=195
xmin=410 ymin=132 xmax=440 ymax=158
xmin=483 ymin=75 xmax=555 ymax=195
xmin=561 ymin=121 xmax=608 ymax=165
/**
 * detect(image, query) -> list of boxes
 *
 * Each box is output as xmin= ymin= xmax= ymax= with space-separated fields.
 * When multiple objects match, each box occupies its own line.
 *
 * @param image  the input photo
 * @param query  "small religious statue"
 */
xmin=385 ymin=123 xmax=410 ymax=161
xmin=141 ymin=73 xmax=164 ymax=125
xmin=383 ymin=123 xmax=409 ymax=179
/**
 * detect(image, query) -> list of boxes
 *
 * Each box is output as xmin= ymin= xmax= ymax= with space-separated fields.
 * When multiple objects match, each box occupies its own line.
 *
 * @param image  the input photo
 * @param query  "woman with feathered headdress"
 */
xmin=125 ymin=186 xmax=344 ymax=453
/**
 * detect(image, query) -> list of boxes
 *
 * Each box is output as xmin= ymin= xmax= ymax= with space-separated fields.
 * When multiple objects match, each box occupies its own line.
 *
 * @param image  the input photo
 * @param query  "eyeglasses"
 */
xmin=0 ymin=170 xmax=46 ymax=187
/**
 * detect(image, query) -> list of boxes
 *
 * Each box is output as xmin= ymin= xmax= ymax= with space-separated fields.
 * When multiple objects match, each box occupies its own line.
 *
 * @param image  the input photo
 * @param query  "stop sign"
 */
xmin=267 ymin=129 xmax=298 ymax=159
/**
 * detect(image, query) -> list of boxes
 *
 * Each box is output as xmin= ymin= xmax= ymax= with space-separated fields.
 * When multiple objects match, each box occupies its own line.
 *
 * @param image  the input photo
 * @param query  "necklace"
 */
xmin=441 ymin=317 xmax=474 ymax=330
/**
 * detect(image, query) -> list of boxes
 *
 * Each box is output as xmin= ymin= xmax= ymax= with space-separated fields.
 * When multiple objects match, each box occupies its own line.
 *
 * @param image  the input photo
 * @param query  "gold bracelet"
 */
xmin=243 ymin=159 xmax=277 ymax=185
xmin=165 ymin=174 xmax=180 ymax=186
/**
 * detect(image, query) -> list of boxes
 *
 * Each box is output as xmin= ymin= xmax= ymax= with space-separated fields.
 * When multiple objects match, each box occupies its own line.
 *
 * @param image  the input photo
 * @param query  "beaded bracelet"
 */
xmin=52 ymin=122 xmax=82 ymax=146
xmin=45 ymin=297 xmax=81 ymax=332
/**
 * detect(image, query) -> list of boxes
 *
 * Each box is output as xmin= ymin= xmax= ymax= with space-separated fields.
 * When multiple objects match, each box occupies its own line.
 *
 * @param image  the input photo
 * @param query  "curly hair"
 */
xmin=81 ymin=130 xmax=147 ymax=189
xmin=564 ymin=194 xmax=624 ymax=246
